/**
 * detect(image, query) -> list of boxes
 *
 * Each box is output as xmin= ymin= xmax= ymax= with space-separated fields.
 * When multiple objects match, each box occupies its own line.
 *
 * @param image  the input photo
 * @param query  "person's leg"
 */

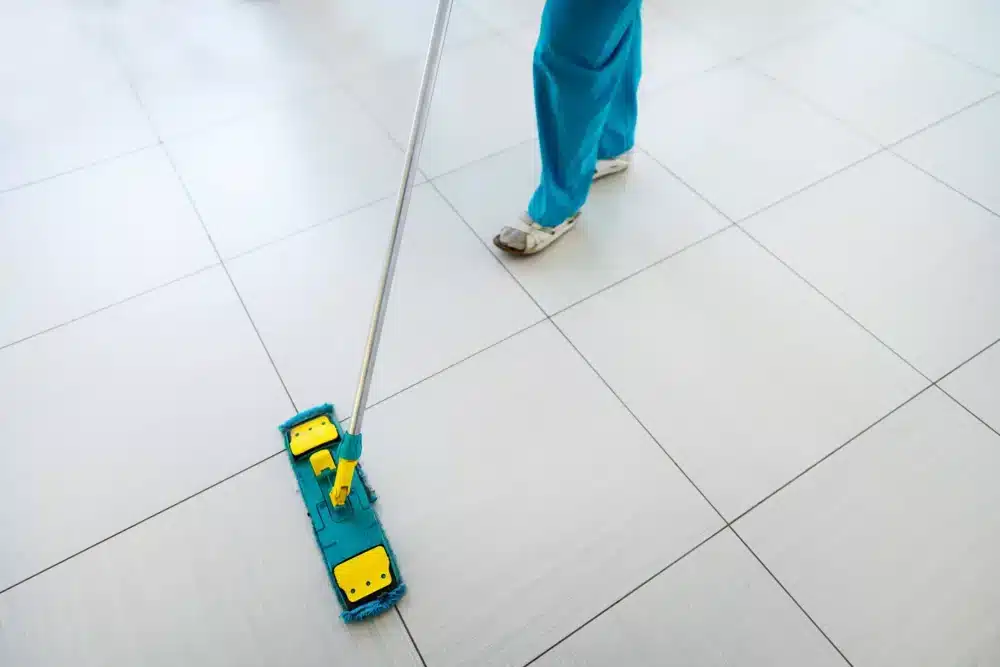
xmin=597 ymin=10 xmax=642 ymax=163
xmin=494 ymin=0 xmax=642 ymax=255
xmin=528 ymin=0 xmax=642 ymax=228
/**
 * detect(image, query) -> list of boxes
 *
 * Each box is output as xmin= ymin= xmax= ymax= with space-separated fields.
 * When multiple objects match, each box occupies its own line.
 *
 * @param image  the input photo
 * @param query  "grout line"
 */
xmin=934 ymin=336 xmax=1000 ymax=385
xmin=428 ymin=170 xmax=734 ymax=522
xmin=367 ymin=318 xmax=548 ymax=407
xmin=853 ymin=4 xmax=1000 ymax=79
xmin=890 ymin=146 xmax=1000 ymax=220
xmin=934 ymin=384 xmax=1000 ymax=440
xmin=729 ymin=385 xmax=932 ymax=524
xmin=124 ymin=65 xmax=303 ymax=413
xmin=548 ymin=223 xmax=735 ymax=317
xmin=735 ymin=225 xmax=933 ymax=383
xmin=395 ymin=608 xmax=430 ymax=667
xmin=428 ymin=137 xmax=536 ymax=182
xmin=160 ymin=144 xmax=300 ymax=412
xmin=883 ymin=90 xmax=1000 ymax=151
xmin=0 ymin=142 xmax=162 ymax=196
xmin=0 ymin=263 xmax=220 ymax=353
xmin=726 ymin=526 xmax=856 ymax=667
xmin=639 ymin=142 xmax=933 ymax=386
xmin=221 ymin=191 xmax=397 ymax=263
xmin=0 ymin=451 xmax=285 ymax=596
xmin=635 ymin=142 xmax=880 ymax=230
xmin=426 ymin=179 xmax=549 ymax=314
xmin=521 ymin=526 xmax=729 ymax=667
xmin=732 ymin=148 xmax=884 ymax=224
xmin=747 ymin=40 xmax=1000 ymax=154
xmin=0 ymin=317 xmax=549 ymax=597
xmin=548 ymin=318 xmax=728 ymax=522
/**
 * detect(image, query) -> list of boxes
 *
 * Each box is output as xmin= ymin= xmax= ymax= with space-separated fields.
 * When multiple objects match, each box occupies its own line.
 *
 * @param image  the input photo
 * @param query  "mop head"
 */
xmin=279 ymin=404 xmax=405 ymax=622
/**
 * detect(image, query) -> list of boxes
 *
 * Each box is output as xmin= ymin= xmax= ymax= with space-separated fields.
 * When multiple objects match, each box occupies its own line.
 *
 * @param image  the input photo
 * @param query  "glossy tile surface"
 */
xmin=3 ymin=0 xmax=997 ymax=664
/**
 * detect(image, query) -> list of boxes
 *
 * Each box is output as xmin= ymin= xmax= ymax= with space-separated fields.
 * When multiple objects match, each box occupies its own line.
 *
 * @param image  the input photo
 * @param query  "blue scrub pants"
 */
xmin=527 ymin=0 xmax=643 ymax=228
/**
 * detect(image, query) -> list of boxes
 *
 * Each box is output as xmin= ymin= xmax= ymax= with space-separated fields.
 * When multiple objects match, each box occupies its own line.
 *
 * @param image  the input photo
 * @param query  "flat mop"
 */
xmin=278 ymin=0 xmax=455 ymax=623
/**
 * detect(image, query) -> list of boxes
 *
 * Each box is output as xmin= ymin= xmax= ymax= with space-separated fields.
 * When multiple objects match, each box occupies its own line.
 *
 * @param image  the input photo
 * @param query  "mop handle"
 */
xmin=347 ymin=0 xmax=455 ymax=436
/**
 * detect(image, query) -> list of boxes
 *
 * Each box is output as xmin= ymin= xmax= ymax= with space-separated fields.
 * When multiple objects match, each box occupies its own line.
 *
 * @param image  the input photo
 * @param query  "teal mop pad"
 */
xmin=279 ymin=404 xmax=405 ymax=622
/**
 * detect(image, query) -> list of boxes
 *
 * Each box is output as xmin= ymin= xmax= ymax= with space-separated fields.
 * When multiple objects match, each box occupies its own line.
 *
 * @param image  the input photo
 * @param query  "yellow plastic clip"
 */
xmin=333 ymin=546 xmax=393 ymax=602
xmin=309 ymin=449 xmax=335 ymax=476
xmin=289 ymin=416 xmax=339 ymax=457
xmin=329 ymin=459 xmax=358 ymax=506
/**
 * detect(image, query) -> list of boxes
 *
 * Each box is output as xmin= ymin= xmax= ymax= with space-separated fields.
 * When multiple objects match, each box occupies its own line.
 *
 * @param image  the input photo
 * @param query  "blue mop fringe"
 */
xmin=341 ymin=584 xmax=407 ymax=623
xmin=278 ymin=403 xmax=334 ymax=434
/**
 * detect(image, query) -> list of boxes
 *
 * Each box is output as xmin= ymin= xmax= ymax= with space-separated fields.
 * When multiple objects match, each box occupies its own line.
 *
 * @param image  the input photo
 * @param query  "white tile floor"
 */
xmin=1 ymin=1 xmax=998 ymax=666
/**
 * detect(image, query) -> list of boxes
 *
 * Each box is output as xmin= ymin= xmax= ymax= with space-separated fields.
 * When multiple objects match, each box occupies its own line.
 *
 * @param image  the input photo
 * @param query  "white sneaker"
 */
xmin=594 ymin=152 xmax=632 ymax=181
xmin=494 ymin=212 xmax=580 ymax=256
xmin=493 ymin=154 xmax=629 ymax=256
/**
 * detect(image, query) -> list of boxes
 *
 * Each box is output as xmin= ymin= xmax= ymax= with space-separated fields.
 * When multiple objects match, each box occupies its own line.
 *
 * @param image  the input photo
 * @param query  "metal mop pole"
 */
xmin=347 ymin=0 xmax=455 ymax=436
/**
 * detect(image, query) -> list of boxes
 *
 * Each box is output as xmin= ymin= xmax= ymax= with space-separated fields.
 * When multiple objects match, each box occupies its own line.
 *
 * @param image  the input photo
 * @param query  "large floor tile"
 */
xmin=868 ymin=0 xmax=1000 ymax=75
xmin=745 ymin=152 xmax=1000 ymax=379
xmin=228 ymin=185 xmax=542 ymax=412
xmin=737 ymin=388 xmax=1000 ymax=667
xmin=639 ymin=64 xmax=876 ymax=220
xmin=645 ymin=0 xmax=849 ymax=59
xmin=0 ymin=5 xmax=156 ymax=191
xmin=359 ymin=322 xmax=722 ymax=667
xmin=168 ymin=87 xmax=407 ymax=258
xmin=555 ymin=228 xmax=926 ymax=518
xmin=349 ymin=31 xmax=536 ymax=178
xmin=0 ymin=148 xmax=217 ymax=347
xmin=895 ymin=94 xmax=1000 ymax=215
xmin=940 ymin=341 xmax=1000 ymax=433
xmin=434 ymin=143 xmax=730 ymax=313
xmin=0 ymin=457 xmax=421 ymax=667
xmin=749 ymin=13 xmax=999 ymax=144
xmin=87 ymin=0 xmax=337 ymax=138
xmin=533 ymin=531 xmax=847 ymax=667
xmin=0 ymin=268 xmax=292 ymax=591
